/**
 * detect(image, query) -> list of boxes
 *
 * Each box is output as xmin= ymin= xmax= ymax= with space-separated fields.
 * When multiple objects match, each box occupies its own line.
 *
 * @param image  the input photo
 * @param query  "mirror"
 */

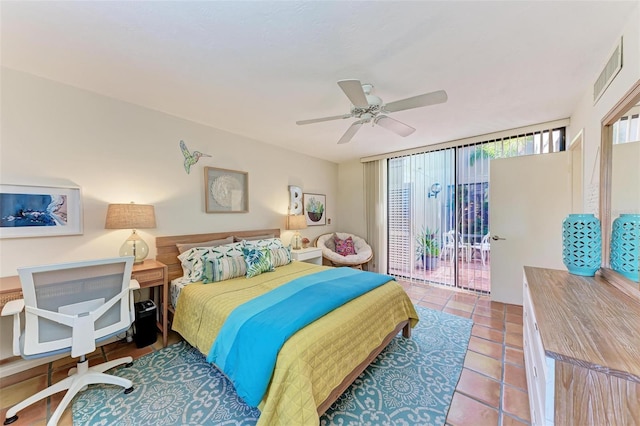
xmin=600 ymin=79 xmax=640 ymax=270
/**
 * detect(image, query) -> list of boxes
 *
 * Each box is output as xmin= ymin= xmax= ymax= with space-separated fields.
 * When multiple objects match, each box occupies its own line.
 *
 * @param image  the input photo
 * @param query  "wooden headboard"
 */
xmin=155 ymin=228 xmax=281 ymax=281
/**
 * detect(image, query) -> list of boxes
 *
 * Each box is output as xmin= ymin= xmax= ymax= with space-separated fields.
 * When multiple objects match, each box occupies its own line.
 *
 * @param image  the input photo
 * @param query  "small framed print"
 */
xmin=0 ymin=184 xmax=83 ymax=238
xmin=204 ymin=167 xmax=249 ymax=213
xmin=303 ymin=193 xmax=326 ymax=226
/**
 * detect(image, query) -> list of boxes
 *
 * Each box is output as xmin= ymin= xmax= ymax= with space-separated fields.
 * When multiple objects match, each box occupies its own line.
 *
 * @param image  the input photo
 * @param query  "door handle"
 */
xmin=491 ymin=235 xmax=506 ymax=241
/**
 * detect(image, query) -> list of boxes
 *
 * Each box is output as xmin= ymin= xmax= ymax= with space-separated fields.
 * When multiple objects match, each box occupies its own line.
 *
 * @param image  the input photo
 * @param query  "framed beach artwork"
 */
xmin=0 ymin=184 xmax=83 ymax=238
xmin=303 ymin=193 xmax=326 ymax=226
xmin=205 ymin=167 xmax=249 ymax=213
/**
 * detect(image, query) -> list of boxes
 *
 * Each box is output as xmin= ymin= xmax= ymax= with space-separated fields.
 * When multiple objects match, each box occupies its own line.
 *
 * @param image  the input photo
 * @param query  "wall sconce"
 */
xmin=105 ymin=202 xmax=156 ymax=263
xmin=428 ymin=183 xmax=442 ymax=199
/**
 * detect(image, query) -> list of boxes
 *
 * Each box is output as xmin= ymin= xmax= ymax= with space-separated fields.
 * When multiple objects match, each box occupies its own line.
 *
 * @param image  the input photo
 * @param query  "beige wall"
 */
xmin=336 ymin=160 xmax=367 ymax=239
xmin=0 ymin=68 xmax=339 ymax=277
xmin=568 ymin=5 xmax=640 ymax=214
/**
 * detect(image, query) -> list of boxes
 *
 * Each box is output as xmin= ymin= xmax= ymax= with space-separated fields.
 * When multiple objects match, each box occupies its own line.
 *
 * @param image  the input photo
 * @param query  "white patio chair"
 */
xmin=472 ymin=233 xmax=491 ymax=265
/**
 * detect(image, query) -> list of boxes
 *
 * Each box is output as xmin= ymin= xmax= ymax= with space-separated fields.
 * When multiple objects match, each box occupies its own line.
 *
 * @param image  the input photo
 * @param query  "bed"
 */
xmin=156 ymin=229 xmax=419 ymax=426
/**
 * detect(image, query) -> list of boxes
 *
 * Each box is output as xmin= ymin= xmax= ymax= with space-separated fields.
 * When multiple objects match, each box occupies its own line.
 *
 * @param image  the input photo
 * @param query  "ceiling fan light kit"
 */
xmin=297 ymin=79 xmax=447 ymax=144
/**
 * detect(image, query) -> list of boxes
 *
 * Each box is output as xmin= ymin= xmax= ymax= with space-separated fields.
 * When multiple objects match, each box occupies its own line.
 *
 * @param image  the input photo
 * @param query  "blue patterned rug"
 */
xmin=73 ymin=306 xmax=472 ymax=425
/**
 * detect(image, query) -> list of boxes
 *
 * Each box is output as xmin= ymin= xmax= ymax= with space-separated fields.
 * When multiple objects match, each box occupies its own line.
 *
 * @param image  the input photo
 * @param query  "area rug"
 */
xmin=73 ymin=306 xmax=472 ymax=426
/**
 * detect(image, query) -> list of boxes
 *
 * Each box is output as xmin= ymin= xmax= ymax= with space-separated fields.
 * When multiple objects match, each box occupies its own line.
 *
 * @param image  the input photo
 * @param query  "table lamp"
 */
xmin=287 ymin=214 xmax=307 ymax=250
xmin=105 ymin=202 xmax=156 ymax=263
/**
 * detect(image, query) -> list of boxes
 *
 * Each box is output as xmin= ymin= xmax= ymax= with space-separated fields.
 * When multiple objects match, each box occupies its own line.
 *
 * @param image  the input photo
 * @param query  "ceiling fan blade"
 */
xmin=337 ymin=79 xmax=369 ymax=108
xmin=338 ymin=120 xmax=364 ymax=144
xmin=296 ymin=114 xmax=352 ymax=125
xmin=375 ymin=115 xmax=416 ymax=137
xmin=384 ymin=90 xmax=448 ymax=113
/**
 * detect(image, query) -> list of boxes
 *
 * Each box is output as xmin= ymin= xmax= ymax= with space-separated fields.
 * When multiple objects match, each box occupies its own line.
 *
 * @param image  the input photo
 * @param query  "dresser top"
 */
xmin=524 ymin=266 xmax=640 ymax=383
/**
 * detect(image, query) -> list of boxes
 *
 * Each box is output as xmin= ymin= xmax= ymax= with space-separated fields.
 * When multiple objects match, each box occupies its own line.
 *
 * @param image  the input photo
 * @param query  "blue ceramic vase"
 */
xmin=610 ymin=214 xmax=640 ymax=282
xmin=562 ymin=214 xmax=601 ymax=276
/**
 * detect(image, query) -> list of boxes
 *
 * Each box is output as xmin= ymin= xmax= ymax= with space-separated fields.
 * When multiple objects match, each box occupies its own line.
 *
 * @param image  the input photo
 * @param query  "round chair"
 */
xmin=314 ymin=232 xmax=373 ymax=270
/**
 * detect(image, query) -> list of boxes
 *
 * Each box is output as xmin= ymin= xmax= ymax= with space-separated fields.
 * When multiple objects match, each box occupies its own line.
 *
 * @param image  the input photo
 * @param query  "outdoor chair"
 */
xmin=1 ymin=257 xmax=139 ymax=426
xmin=472 ymin=233 xmax=491 ymax=265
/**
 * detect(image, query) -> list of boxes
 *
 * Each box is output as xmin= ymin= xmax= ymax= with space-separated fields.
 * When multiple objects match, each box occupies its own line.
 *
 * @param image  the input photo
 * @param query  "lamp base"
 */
xmin=119 ymin=230 xmax=149 ymax=264
xmin=291 ymin=232 xmax=302 ymax=250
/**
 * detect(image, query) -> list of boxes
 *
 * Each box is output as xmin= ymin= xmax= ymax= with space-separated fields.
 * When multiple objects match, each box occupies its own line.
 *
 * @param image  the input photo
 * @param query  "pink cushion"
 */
xmin=335 ymin=236 xmax=356 ymax=256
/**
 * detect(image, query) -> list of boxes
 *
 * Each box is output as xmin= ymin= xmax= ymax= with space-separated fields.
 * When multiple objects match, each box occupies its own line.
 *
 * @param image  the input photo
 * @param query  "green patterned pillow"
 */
xmin=202 ymin=255 xmax=246 ymax=283
xmin=242 ymin=246 xmax=274 ymax=278
xmin=270 ymin=246 xmax=292 ymax=267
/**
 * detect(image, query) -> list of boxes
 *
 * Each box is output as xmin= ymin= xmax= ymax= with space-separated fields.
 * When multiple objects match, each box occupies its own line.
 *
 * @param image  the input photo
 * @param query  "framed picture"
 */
xmin=0 ymin=184 xmax=83 ymax=238
xmin=205 ymin=167 xmax=248 ymax=213
xmin=303 ymin=193 xmax=326 ymax=226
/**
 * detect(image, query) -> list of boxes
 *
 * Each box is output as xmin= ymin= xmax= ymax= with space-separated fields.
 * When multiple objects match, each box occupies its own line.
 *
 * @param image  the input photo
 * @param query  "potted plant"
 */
xmin=416 ymin=227 xmax=440 ymax=270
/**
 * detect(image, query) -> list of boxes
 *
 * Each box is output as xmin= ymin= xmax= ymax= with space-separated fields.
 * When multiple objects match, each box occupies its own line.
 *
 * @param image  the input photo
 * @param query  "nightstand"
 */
xmin=291 ymin=247 xmax=323 ymax=265
xmin=131 ymin=259 xmax=168 ymax=347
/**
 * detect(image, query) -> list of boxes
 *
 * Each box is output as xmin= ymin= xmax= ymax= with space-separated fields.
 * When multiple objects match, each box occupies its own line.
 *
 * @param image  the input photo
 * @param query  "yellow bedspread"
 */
xmin=172 ymin=261 xmax=419 ymax=426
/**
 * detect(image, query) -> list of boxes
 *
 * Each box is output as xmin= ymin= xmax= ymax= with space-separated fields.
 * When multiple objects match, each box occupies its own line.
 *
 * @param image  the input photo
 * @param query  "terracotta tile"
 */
xmin=502 ymin=385 xmax=531 ymax=422
xmin=443 ymin=307 xmax=473 ymax=318
xmin=464 ymin=351 xmax=502 ymax=381
xmin=0 ymin=363 xmax=48 ymax=388
xmin=455 ymin=368 xmax=501 ymax=408
xmin=473 ymin=306 xmax=505 ymax=320
xmin=468 ymin=336 xmax=503 ymax=360
xmin=502 ymin=413 xmax=529 ymax=426
xmin=506 ymin=312 xmax=523 ymax=325
xmin=0 ymin=375 xmax=47 ymax=409
xmin=505 ymin=323 xmax=524 ymax=336
xmin=1 ymin=399 xmax=47 ymax=425
xmin=417 ymin=300 xmax=445 ymax=311
xmin=505 ymin=331 xmax=524 ymax=349
xmin=504 ymin=364 xmax=528 ymax=391
xmin=408 ymin=285 xmax=431 ymax=296
xmin=472 ymin=314 xmax=505 ymax=331
xmin=506 ymin=304 xmax=523 ymax=315
xmin=505 ymin=347 xmax=525 ymax=367
xmin=450 ymin=293 xmax=479 ymax=304
xmin=446 ymin=392 xmax=499 ymax=426
xmin=472 ymin=324 xmax=504 ymax=344
xmin=424 ymin=294 xmax=451 ymax=306
xmin=405 ymin=289 xmax=426 ymax=300
xmin=446 ymin=300 xmax=475 ymax=313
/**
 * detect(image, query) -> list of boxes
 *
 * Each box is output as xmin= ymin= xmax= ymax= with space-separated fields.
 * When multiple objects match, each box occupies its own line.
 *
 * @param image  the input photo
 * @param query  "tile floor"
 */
xmin=0 ymin=281 xmax=530 ymax=426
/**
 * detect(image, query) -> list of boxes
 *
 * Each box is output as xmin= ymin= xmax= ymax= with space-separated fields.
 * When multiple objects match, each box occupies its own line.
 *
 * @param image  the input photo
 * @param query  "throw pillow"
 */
xmin=176 ymin=236 xmax=234 ymax=254
xmin=202 ymin=255 xmax=246 ymax=283
xmin=335 ymin=236 xmax=356 ymax=256
xmin=242 ymin=238 xmax=284 ymax=250
xmin=270 ymin=246 xmax=292 ymax=267
xmin=242 ymin=247 xmax=274 ymax=278
xmin=178 ymin=242 xmax=244 ymax=283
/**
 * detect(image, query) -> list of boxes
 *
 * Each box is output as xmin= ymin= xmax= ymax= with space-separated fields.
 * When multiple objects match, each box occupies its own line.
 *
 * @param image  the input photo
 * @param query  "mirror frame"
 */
xmin=599 ymin=78 xmax=640 ymax=268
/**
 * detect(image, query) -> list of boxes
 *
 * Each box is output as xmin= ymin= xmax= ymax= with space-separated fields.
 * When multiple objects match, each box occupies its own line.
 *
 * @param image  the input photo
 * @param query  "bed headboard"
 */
xmin=155 ymin=228 xmax=281 ymax=281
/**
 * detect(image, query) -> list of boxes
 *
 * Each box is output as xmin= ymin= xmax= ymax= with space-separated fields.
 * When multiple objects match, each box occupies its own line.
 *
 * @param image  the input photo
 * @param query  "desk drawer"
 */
xmin=132 ymin=269 xmax=164 ymax=286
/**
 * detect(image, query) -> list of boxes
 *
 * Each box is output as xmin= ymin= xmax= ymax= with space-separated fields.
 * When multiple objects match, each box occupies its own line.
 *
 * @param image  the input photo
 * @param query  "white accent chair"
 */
xmin=441 ymin=230 xmax=472 ymax=262
xmin=1 ymin=257 xmax=140 ymax=426
xmin=315 ymin=232 xmax=373 ymax=270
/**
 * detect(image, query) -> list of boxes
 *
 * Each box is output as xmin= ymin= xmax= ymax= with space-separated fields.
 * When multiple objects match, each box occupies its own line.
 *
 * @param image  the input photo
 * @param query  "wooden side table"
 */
xmin=131 ymin=259 xmax=169 ymax=347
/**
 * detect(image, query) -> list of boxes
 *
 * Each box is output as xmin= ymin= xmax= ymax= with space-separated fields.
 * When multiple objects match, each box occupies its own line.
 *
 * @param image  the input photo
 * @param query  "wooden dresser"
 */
xmin=523 ymin=266 xmax=640 ymax=425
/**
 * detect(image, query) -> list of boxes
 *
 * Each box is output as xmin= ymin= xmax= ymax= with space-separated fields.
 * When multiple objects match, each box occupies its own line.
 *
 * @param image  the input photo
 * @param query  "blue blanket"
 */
xmin=207 ymin=268 xmax=393 ymax=407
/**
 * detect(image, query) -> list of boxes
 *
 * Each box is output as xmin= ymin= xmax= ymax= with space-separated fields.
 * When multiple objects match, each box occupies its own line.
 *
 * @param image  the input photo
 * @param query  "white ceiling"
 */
xmin=2 ymin=1 xmax=637 ymax=163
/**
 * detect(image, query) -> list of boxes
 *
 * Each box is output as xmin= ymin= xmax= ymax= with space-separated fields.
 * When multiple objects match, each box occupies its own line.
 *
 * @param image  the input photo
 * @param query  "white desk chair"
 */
xmin=1 ymin=257 xmax=140 ymax=426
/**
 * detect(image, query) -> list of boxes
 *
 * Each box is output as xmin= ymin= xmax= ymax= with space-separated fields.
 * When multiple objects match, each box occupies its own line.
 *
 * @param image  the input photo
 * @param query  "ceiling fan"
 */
xmin=296 ymin=79 xmax=447 ymax=144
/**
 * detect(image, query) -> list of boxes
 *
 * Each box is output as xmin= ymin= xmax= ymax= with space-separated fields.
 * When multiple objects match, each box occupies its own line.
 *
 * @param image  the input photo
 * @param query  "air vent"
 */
xmin=594 ymin=37 xmax=623 ymax=104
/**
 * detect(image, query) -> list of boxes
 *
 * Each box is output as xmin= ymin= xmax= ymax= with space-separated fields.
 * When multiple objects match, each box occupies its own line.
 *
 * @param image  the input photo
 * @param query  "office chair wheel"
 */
xmin=124 ymin=386 xmax=134 ymax=394
xmin=4 ymin=415 xmax=18 ymax=425
xmin=125 ymin=362 xmax=134 ymax=368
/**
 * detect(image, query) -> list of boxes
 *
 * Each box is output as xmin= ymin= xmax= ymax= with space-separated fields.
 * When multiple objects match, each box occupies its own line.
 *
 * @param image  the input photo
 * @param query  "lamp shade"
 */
xmin=287 ymin=214 xmax=307 ymax=231
xmin=105 ymin=203 xmax=156 ymax=230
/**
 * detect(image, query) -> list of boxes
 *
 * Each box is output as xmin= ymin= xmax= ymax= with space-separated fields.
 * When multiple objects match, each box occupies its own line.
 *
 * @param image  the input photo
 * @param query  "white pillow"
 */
xmin=242 ymin=238 xmax=284 ymax=250
xmin=178 ymin=242 xmax=244 ymax=283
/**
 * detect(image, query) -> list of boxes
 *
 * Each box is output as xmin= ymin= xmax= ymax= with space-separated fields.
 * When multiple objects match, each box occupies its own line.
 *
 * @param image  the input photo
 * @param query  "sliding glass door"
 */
xmin=387 ymin=127 xmax=566 ymax=294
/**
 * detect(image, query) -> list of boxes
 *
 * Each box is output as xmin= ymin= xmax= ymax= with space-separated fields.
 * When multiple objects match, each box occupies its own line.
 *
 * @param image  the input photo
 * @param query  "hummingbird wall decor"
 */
xmin=179 ymin=140 xmax=211 ymax=174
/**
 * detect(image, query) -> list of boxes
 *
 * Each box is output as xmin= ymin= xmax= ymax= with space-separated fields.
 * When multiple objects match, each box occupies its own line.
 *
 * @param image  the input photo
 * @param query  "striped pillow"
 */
xmin=202 ymin=255 xmax=246 ymax=283
xmin=270 ymin=246 xmax=292 ymax=267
